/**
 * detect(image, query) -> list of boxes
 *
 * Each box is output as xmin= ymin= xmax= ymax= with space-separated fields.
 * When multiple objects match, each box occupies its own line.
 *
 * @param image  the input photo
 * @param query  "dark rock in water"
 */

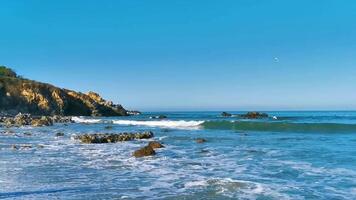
xmin=56 ymin=132 xmax=65 ymax=137
xmin=221 ymin=112 xmax=232 ymax=117
xmin=104 ymin=125 xmax=113 ymax=130
xmin=127 ymin=110 xmax=141 ymax=115
xmin=23 ymin=132 xmax=32 ymax=136
xmin=148 ymin=141 xmax=164 ymax=149
xmin=11 ymin=144 xmax=32 ymax=150
xmin=196 ymin=138 xmax=207 ymax=143
xmin=133 ymin=146 xmax=156 ymax=158
xmin=161 ymin=129 xmax=171 ymax=133
xmin=75 ymin=131 xmax=154 ymax=144
xmin=239 ymin=112 xmax=268 ymax=119
xmin=31 ymin=116 xmax=53 ymax=127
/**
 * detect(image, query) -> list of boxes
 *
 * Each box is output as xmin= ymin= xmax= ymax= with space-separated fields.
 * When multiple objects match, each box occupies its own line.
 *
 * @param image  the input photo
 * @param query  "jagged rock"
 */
xmin=196 ymin=138 xmax=207 ymax=143
xmin=133 ymin=146 xmax=156 ymax=158
xmin=221 ymin=112 xmax=232 ymax=117
xmin=4 ymin=113 xmax=32 ymax=126
xmin=31 ymin=116 xmax=53 ymax=127
xmin=148 ymin=141 xmax=164 ymax=149
xmin=2 ymin=113 xmax=59 ymax=127
xmin=75 ymin=131 xmax=154 ymax=144
xmin=239 ymin=112 xmax=268 ymax=119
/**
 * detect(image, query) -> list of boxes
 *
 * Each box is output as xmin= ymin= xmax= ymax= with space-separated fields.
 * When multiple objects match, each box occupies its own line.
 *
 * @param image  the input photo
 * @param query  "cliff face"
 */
xmin=0 ymin=76 xmax=128 ymax=116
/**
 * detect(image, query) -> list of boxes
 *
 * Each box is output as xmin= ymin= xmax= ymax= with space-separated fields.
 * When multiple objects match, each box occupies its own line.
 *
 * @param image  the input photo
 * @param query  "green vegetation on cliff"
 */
xmin=0 ymin=66 xmax=17 ymax=78
xmin=0 ymin=67 xmax=128 ymax=116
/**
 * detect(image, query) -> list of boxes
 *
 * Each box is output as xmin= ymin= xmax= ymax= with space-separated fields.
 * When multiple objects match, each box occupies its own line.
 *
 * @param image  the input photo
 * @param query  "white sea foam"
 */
xmin=72 ymin=116 xmax=102 ymax=123
xmin=112 ymin=120 xmax=204 ymax=129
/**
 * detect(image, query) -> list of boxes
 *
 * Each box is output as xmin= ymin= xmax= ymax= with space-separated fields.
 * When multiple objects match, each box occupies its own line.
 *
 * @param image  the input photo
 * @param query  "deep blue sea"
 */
xmin=1 ymin=111 xmax=356 ymax=200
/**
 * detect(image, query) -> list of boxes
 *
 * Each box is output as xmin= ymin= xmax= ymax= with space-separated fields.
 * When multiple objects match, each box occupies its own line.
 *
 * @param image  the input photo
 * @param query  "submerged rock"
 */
xmin=133 ymin=146 xmax=156 ymax=158
xmin=196 ymin=138 xmax=207 ymax=143
xmin=56 ymin=132 xmax=65 ymax=137
xmin=239 ymin=112 xmax=268 ymax=119
xmin=148 ymin=141 xmax=164 ymax=149
xmin=75 ymin=131 xmax=154 ymax=144
xmin=104 ymin=125 xmax=113 ymax=130
xmin=221 ymin=112 xmax=232 ymax=117
xmin=11 ymin=144 xmax=33 ymax=150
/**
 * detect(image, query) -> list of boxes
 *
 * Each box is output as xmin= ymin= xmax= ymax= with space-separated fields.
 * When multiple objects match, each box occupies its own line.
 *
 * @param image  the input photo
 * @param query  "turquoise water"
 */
xmin=1 ymin=111 xmax=356 ymax=199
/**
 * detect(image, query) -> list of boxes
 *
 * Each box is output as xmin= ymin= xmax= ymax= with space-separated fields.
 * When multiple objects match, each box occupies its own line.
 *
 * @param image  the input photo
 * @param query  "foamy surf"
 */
xmin=71 ymin=117 xmax=102 ymax=123
xmin=112 ymin=120 xmax=204 ymax=129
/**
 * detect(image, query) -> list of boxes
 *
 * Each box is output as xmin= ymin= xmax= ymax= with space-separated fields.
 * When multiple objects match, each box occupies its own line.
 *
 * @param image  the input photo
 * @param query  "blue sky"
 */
xmin=1 ymin=0 xmax=356 ymax=111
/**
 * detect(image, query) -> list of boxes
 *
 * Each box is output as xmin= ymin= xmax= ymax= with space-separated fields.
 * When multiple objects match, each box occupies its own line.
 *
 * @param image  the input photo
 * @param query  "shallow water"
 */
xmin=1 ymin=111 xmax=356 ymax=199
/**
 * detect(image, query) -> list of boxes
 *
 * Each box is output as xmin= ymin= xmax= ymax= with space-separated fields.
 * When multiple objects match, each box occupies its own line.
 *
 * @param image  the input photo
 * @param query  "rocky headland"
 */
xmin=0 ymin=66 xmax=129 ymax=117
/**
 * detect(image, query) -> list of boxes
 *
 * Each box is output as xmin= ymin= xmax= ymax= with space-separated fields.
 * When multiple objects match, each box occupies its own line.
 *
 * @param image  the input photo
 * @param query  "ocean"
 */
xmin=1 ymin=111 xmax=355 ymax=199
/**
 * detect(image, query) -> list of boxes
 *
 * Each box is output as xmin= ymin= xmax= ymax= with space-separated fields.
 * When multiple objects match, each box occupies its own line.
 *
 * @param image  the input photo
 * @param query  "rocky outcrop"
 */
xmin=196 ymin=138 xmax=207 ymax=143
xmin=148 ymin=141 xmax=164 ymax=149
xmin=239 ymin=112 xmax=269 ymax=119
xmin=0 ymin=74 xmax=128 ymax=116
xmin=4 ymin=113 xmax=34 ymax=126
xmin=74 ymin=131 xmax=154 ymax=144
xmin=221 ymin=112 xmax=232 ymax=117
xmin=133 ymin=146 xmax=156 ymax=158
xmin=31 ymin=116 xmax=53 ymax=127
xmin=3 ymin=113 xmax=72 ymax=127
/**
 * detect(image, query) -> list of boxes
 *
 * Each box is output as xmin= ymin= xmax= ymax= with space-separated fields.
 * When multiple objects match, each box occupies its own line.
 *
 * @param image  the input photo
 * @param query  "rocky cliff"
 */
xmin=0 ymin=73 xmax=128 ymax=116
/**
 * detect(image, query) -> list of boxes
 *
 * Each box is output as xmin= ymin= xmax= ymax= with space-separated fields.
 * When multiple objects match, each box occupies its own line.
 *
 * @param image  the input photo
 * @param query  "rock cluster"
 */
xmin=221 ymin=112 xmax=232 ymax=117
xmin=132 ymin=146 xmax=156 ymax=158
xmin=239 ymin=112 xmax=269 ymax=119
xmin=132 ymin=141 xmax=164 ymax=158
xmin=31 ymin=116 xmax=53 ymax=127
xmin=148 ymin=141 xmax=164 ymax=149
xmin=2 ymin=113 xmax=73 ymax=127
xmin=75 ymin=131 xmax=154 ymax=144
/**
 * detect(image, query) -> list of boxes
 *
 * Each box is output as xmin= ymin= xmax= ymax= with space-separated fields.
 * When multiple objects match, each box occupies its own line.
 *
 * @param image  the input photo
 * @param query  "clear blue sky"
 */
xmin=1 ymin=0 xmax=356 ymax=111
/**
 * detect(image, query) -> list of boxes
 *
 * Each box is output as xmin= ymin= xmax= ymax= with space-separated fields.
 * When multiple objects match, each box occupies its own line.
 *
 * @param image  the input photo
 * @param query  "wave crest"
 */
xmin=71 ymin=117 xmax=102 ymax=123
xmin=112 ymin=120 xmax=204 ymax=129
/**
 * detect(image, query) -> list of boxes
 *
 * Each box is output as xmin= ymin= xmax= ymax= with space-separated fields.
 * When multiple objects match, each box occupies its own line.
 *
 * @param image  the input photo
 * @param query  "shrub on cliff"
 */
xmin=0 ymin=66 xmax=17 ymax=78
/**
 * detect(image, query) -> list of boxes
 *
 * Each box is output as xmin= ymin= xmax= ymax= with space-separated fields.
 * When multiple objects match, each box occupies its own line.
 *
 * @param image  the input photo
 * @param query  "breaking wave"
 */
xmin=71 ymin=117 xmax=102 ymax=123
xmin=112 ymin=120 xmax=204 ymax=129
